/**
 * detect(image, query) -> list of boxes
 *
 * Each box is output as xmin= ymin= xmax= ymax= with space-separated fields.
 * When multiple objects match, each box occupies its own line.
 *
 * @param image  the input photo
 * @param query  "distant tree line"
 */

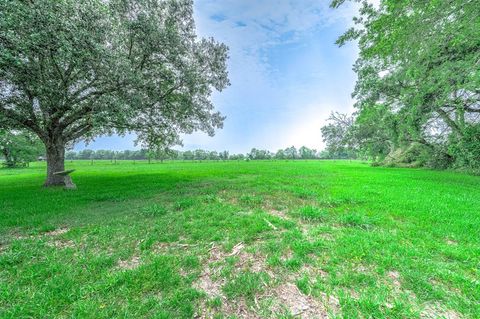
xmin=0 ymin=134 xmax=344 ymax=167
xmin=62 ymin=146 xmax=329 ymax=162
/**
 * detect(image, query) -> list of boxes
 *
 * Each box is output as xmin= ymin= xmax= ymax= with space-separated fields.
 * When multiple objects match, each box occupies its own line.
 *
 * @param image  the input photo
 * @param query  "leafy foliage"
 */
xmin=0 ymin=130 xmax=44 ymax=167
xmin=0 ymin=0 xmax=229 ymax=184
xmin=321 ymin=112 xmax=357 ymax=159
xmin=332 ymin=0 xmax=480 ymax=170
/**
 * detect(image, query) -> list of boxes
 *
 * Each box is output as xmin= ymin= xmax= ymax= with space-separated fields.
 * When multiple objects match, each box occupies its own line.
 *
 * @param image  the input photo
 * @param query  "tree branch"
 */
xmin=464 ymin=106 xmax=480 ymax=113
xmin=436 ymin=108 xmax=461 ymax=135
xmin=0 ymin=106 xmax=46 ymax=140
xmin=64 ymin=122 xmax=93 ymax=142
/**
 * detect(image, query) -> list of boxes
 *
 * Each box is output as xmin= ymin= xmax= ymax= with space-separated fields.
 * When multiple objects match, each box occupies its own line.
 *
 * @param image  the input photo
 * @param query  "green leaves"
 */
xmin=333 ymin=0 xmax=480 ymax=169
xmin=1 ymin=0 xmax=230 ymax=172
xmin=0 ymin=129 xmax=44 ymax=167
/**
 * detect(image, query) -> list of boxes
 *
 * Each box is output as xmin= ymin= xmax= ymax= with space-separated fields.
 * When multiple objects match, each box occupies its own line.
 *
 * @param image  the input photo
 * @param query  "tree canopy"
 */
xmin=0 ymin=0 xmax=229 ymax=185
xmin=329 ymin=0 xmax=480 ymax=170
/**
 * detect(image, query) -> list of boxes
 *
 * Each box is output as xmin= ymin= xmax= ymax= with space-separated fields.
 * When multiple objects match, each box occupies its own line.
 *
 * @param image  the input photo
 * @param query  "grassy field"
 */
xmin=0 ymin=160 xmax=479 ymax=318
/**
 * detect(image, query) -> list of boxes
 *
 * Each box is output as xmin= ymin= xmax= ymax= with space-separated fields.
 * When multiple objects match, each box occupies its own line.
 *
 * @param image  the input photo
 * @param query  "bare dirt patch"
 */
xmin=421 ymin=303 xmax=462 ymax=319
xmin=45 ymin=227 xmax=70 ymax=236
xmin=268 ymin=209 xmax=290 ymax=220
xmin=152 ymin=241 xmax=200 ymax=255
xmin=221 ymin=298 xmax=259 ymax=319
xmin=429 ymin=278 xmax=462 ymax=296
xmin=445 ymin=239 xmax=458 ymax=246
xmin=193 ymin=245 xmax=227 ymax=298
xmin=387 ymin=270 xmax=401 ymax=288
xmin=193 ymin=242 xmax=342 ymax=318
xmin=384 ymin=270 xmax=420 ymax=310
xmin=152 ymin=242 xmax=173 ymax=254
xmin=236 ymin=251 xmax=267 ymax=274
xmin=237 ymin=210 xmax=254 ymax=216
xmin=354 ymin=264 xmax=371 ymax=273
xmin=193 ymin=244 xmax=237 ymax=299
xmin=195 ymin=243 xmax=268 ymax=296
xmin=195 ymin=297 xmax=259 ymax=319
xmin=318 ymin=233 xmax=335 ymax=241
xmin=46 ymin=240 xmax=75 ymax=249
xmin=271 ymin=283 xmax=329 ymax=318
xmin=6 ymin=227 xmax=71 ymax=243
xmin=300 ymin=263 xmax=328 ymax=279
xmin=194 ymin=271 xmax=223 ymax=298
xmin=117 ymin=255 xmax=141 ymax=270
xmin=194 ymin=242 xmax=272 ymax=317
xmin=265 ymin=207 xmax=319 ymax=239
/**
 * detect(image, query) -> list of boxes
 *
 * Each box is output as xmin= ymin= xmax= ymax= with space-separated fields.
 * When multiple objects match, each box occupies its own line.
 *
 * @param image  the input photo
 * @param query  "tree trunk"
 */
xmin=44 ymin=140 xmax=66 ymax=187
xmin=2 ymin=148 xmax=13 ymax=167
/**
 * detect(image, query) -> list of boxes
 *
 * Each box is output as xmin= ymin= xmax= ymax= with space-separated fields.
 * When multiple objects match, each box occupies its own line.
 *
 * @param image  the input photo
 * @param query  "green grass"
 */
xmin=0 ymin=160 xmax=479 ymax=318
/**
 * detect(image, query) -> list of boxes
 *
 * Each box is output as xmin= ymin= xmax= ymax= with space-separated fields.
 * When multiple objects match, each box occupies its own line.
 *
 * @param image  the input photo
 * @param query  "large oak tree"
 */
xmin=0 ymin=0 xmax=229 ymax=186
xmin=332 ymin=0 xmax=480 ymax=168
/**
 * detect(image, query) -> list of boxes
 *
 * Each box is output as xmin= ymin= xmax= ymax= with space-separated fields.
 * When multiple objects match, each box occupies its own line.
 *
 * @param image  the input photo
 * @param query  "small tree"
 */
xmin=219 ymin=150 xmax=229 ymax=161
xmin=299 ymin=146 xmax=317 ymax=159
xmin=321 ymin=112 xmax=356 ymax=159
xmin=229 ymin=153 xmax=244 ymax=160
xmin=183 ymin=150 xmax=194 ymax=161
xmin=275 ymin=149 xmax=285 ymax=160
xmin=1 ymin=0 xmax=229 ymax=186
xmin=154 ymin=147 xmax=173 ymax=163
xmin=194 ymin=149 xmax=207 ymax=161
xmin=283 ymin=146 xmax=298 ymax=160
xmin=65 ymin=151 xmax=77 ymax=161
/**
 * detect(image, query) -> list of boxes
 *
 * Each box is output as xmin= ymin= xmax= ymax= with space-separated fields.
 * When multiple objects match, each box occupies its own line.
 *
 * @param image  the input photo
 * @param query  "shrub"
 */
xmin=383 ymin=143 xmax=432 ymax=168
xmin=426 ymin=144 xmax=454 ymax=170
xmin=449 ymin=125 xmax=480 ymax=171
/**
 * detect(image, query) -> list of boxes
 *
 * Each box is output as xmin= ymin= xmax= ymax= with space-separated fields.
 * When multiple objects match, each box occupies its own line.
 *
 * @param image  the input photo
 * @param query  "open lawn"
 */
xmin=0 ymin=160 xmax=479 ymax=318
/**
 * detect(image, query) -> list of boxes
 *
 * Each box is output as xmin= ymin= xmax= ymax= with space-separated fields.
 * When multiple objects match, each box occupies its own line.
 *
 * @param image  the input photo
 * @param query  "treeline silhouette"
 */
xmin=65 ymin=146 xmax=336 ymax=161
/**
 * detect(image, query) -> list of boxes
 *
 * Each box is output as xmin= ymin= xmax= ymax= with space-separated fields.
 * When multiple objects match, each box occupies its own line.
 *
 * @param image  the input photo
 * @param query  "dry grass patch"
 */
xmin=194 ymin=242 xmax=274 ymax=317
xmin=12 ymin=227 xmax=70 ymax=240
xmin=270 ymin=283 xmax=330 ymax=318
xmin=46 ymin=239 xmax=75 ymax=249
xmin=44 ymin=227 xmax=70 ymax=236
xmin=194 ymin=272 xmax=223 ymax=298
xmin=152 ymin=242 xmax=174 ymax=254
xmin=117 ymin=255 xmax=141 ymax=270
xmin=195 ymin=298 xmax=259 ymax=319
xmin=445 ymin=239 xmax=458 ymax=246
xmin=352 ymin=263 xmax=376 ymax=274
xmin=267 ymin=209 xmax=290 ymax=220
xmin=421 ymin=303 xmax=463 ymax=319
xmin=299 ymin=263 xmax=328 ymax=279
xmin=387 ymin=270 xmax=402 ymax=288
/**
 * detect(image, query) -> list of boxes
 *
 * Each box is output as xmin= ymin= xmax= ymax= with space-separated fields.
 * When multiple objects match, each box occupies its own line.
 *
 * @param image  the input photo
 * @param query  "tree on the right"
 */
xmin=331 ymin=0 xmax=480 ymax=170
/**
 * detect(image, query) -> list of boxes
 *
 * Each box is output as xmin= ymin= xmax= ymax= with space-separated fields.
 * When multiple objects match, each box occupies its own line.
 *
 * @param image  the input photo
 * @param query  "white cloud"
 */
xmin=194 ymin=0 xmax=358 ymax=80
xmin=180 ymin=1 xmax=361 ymax=152
xmin=76 ymin=1 xmax=361 ymax=152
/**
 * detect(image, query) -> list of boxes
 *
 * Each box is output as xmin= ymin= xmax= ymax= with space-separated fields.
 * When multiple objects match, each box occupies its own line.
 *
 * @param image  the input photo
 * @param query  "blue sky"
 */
xmin=76 ymin=0 xmax=359 ymax=153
